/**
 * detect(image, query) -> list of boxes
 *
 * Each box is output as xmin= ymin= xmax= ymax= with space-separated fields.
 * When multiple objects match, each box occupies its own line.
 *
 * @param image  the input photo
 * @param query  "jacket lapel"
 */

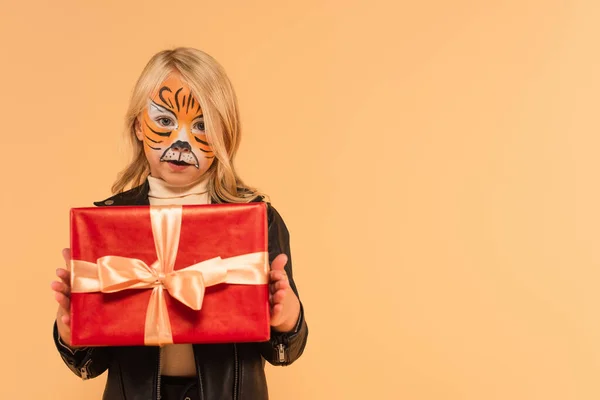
xmin=93 ymin=179 xmax=150 ymax=207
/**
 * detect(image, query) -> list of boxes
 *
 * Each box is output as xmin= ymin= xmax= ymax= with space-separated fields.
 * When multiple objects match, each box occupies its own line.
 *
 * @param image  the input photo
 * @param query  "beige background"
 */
xmin=1 ymin=0 xmax=600 ymax=399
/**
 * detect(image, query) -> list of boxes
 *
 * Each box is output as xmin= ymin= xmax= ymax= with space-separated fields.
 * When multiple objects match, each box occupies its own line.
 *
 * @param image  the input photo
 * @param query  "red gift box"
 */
xmin=69 ymin=203 xmax=271 ymax=347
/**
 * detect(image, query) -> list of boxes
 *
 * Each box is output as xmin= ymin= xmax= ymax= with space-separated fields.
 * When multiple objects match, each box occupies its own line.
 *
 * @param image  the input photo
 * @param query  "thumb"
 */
xmin=270 ymin=254 xmax=288 ymax=272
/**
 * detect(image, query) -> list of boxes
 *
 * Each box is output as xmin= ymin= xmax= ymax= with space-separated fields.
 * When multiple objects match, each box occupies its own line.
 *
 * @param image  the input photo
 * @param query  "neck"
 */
xmin=147 ymin=175 xmax=210 ymax=204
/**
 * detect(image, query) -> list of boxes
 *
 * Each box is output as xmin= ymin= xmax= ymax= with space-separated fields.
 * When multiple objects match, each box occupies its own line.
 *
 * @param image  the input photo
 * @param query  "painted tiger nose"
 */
xmin=171 ymin=140 xmax=192 ymax=152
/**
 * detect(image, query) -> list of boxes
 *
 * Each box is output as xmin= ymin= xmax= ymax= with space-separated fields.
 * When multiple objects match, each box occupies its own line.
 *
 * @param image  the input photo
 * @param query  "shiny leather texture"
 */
xmin=53 ymin=180 xmax=308 ymax=400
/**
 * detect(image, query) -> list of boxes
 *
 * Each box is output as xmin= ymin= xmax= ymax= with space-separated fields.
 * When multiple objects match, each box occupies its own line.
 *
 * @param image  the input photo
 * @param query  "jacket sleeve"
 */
xmin=53 ymin=321 xmax=111 ymax=380
xmin=258 ymin=204 xmax=309 ymax=366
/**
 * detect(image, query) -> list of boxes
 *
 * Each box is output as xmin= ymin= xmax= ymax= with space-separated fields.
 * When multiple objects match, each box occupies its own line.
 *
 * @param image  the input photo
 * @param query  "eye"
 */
xmin=193 ymin=121 xmax=205 ymax=132
xmin=156 ymin=117 xmax=174 ymax=127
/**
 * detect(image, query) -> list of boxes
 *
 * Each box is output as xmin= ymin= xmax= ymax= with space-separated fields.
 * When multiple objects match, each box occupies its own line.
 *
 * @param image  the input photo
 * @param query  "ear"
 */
xmin=134 ymin=117 xmax=143 ymax=141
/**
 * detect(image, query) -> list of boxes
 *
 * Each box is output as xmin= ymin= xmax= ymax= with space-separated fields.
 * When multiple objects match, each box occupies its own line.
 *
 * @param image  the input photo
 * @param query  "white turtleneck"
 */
xmin=147 ymin=175 xmax=210 ymax=206
xmin=147 ymin=175 xmax=210 ymax=377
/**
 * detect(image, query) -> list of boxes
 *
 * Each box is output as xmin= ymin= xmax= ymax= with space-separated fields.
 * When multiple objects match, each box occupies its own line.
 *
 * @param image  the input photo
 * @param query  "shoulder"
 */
xmin=243 ymin=193 xmax=288 ymax=231
xmin=93 ymin=181 xmax=149 ymax=207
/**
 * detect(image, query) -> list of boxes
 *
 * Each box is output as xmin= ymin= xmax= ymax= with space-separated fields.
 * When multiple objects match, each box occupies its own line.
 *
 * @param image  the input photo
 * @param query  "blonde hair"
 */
xmin=112 ymin=47 xmax=263 ymax=203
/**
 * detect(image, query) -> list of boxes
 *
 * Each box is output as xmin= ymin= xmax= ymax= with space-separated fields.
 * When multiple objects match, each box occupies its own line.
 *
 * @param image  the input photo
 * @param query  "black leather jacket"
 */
xmin=52 ymin=181 xmax=308 ymax=400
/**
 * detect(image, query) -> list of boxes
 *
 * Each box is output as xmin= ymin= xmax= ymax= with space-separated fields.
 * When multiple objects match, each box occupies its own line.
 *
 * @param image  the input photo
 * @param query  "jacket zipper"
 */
xmin=80 ymin=358 xmax=92 ymax=380
xmin=233 ymin=344 xmax=240 ymax=400
xmin=276 ymin=333 xmax=289 ymax=364
xmin=156 ymin=347 xmax=162 ymax=400
xmin=277 ymin=343 xmax=286 ymax=363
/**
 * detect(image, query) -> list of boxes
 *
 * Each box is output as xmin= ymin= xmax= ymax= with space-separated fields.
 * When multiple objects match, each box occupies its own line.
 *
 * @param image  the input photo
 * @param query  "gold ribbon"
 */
xmin=71 ymin=205 xmax=268 ymax=345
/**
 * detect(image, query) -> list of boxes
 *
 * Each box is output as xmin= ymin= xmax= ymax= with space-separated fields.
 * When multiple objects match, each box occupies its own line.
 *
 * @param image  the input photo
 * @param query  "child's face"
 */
xmin=135 ymin=73 xmax=215 ymax=186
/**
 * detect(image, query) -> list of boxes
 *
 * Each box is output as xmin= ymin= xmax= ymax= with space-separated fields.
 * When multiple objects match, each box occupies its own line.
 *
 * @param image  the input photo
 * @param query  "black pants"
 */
xmin=160 ymin=376 xmax=200 ymax=400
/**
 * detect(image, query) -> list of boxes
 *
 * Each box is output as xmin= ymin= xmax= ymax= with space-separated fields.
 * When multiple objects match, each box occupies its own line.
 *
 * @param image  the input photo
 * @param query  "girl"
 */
xmin=50 ymin=47 xmax=308 ymax=400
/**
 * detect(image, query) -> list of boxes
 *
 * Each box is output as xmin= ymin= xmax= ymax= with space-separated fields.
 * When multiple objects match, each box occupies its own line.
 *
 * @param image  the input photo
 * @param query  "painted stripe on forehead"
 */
xmin=175 ymin=87 xmax=183 ymax=111
xmin=186 ymin=94 xmax=194 ymax=114
xmin=158 ymin=86 xmax=174 ymax=109
xmin=190 ymin=97 xmax=204 ymax=117
xmin=155 ymin=84 xmax=202 ymax=116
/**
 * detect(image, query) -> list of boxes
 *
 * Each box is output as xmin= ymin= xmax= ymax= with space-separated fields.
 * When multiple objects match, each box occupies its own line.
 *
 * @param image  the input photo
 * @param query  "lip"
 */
xmin=165 ymin=161 xmax=192 ymax=172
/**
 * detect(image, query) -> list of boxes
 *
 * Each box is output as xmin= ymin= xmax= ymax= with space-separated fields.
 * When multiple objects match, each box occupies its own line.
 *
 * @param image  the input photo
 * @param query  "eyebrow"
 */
xmin=149 ymin=101 xmax=177 ymax=119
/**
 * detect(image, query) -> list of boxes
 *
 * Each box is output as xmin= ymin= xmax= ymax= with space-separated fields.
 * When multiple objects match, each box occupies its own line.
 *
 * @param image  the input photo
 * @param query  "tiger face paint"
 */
xmin=136 ymin=73 xmax=215 ymax=186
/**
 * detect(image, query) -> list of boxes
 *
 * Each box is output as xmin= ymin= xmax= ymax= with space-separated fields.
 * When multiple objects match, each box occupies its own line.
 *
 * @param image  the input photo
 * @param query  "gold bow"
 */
xmin=70 ymin=205 xmax=268 ymax=345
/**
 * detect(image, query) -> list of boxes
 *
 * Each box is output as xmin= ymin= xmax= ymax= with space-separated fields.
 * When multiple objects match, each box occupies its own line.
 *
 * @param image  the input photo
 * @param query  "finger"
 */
xmin=61 ymin=313 xmax=71 ymax=327
xmin=271 ymin=303 xmax=283 ymax=323
xmin=56 ymin=268 xmax=71 ymax=287
xmin=269 ymin=270 xmax=287 ymax=281
xmin=51 ymin=280 xmax=71 ymax=297
xmin=55 ymin=291 xmax=71 ymax=311
xmin=272 ymin=289 xmax=286 ymax=305
xmin=270 ymin=279 xmax=290 ymax=294
xmin=62 ymin=248 xmax=71 ymax=265
xmin=276 ymin=279 xmax=290 ymax=292
xmin=55 ymin=292 xmax=71 ymax=311
xmin=269 ymin=283 xmax=281 ymax=295
xmin=268 ymin=274 xmax=284 ymax=291
xmin=269 ymin=254 xmax=288 ymax=272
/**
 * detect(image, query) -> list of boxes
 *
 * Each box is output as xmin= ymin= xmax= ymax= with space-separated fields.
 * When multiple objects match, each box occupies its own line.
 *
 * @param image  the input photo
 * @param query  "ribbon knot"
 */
xmin=154 ymin=271 xmax=166 ymax=287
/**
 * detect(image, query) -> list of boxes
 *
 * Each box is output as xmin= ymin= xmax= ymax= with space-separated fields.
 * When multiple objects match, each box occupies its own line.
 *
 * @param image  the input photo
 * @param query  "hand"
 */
xmin=50 ymin=248 xmax=73 ymax=346
xmin=269 ymin=254 xmax=301 ymax=333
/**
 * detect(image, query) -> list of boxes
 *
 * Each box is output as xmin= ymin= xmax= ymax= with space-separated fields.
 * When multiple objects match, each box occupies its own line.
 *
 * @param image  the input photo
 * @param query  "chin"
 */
xmin=161 ymin=172 xmax=202 ymax=186
xmin=147 ymin=158 xmax=212 ymax=186
xmin=156 ymin=165 xmax=208 ymax=186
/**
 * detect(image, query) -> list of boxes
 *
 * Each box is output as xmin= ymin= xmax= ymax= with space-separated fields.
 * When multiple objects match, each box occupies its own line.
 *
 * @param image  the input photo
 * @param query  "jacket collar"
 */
xmin=93 ymin=177 xmax=265 ymax=207
xmin=93 ymin=179 xmax=150 ymax=207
